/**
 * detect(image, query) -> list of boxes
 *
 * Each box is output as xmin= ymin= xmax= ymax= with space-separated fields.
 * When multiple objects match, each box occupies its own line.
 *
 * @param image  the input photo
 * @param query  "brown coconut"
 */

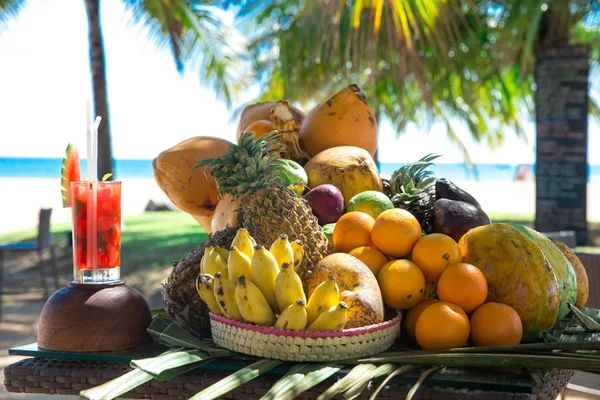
xmin=192 ymin=214 xmax=213 ymax=233
xmin=211 ymin=193 xmax=240 ymax=232
xmin=236 ymin=101 xmax=308 ymax=161
xmin=299 ymin=84 xmax=378 ymax=157
xmin=153 ymin=136 xmax=232 ymax=217
xmin=307 ymin=253 xmax=384 ymax=328
xmin=236 ymin=101 xmax=276 ymax=138
xmin=304 ymin=146 xmax=383 ymax=207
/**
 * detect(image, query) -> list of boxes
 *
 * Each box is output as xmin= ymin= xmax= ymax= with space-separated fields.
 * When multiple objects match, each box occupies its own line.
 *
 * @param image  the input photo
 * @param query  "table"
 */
xmin=4 ymin=357 xmax=574 ymax=399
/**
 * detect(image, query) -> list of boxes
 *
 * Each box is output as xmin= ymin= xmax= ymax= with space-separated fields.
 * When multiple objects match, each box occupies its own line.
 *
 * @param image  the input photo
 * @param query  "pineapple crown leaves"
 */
xmin=194 ymin=131 xmax=289 ymax=197
xmin=389 ymin=153 xmax=441 ymax=197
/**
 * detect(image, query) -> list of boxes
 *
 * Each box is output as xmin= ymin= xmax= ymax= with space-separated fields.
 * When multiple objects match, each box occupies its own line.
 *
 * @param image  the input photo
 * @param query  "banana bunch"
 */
xmin=195 ymin=230 xmax=347 ymax=331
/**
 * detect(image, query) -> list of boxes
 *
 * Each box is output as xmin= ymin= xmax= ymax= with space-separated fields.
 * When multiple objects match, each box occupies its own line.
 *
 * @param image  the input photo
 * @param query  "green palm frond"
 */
xmin=81 ymin=309 xmax=600 ymax=400
xmin=236 ymin=0 xmax=600 ymax=159
xmin=189 ymin=358 xmax=283 ymax=400
xmin=0 ymin=0 xmax=25 ymax=27
xmin=406 ymin=366 xmax=443 ymax=400
xmin=121 ymin=0 xmax=242 ymax=105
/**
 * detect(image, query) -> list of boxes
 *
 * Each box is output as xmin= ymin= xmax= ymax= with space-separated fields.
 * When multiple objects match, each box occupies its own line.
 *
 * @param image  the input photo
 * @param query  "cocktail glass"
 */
xmin=71 ymin=181 xmax=122 ymax=284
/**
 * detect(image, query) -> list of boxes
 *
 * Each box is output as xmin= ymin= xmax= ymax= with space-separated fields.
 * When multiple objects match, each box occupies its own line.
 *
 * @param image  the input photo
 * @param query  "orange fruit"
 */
xmin=437 ymin=263 xmax=488 ymax=313
xmin=470 ymin=302 xmax=523 ymax=347
xmin=377 ymin=259 xmax=425 ymax=309
xmin=411 ymin=233 xmax=462 ymax=281
xmin=349 ymin=246 xmax=388 ymax=275
xmin=371 ymin=209 xmax=422 ymax=258
xmin=243 ymin=120 xmax=274 ymax=139
xmin=333 ymin=212 xmax=375 ymax=253
xmin=403 ymin=298 xmax=438 ymax=340
xmin=415 ymin=302 xmax=470 ymax=350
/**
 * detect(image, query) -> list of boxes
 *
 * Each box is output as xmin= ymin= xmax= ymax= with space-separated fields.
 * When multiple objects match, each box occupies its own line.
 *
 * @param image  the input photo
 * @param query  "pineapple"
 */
xmin=385 ymin=154 xmax=440 ymax=233
xmin=196 ymin=131 xmax=331 ymax=285
xmin=163 ymin=226 xmax=239 ymax=336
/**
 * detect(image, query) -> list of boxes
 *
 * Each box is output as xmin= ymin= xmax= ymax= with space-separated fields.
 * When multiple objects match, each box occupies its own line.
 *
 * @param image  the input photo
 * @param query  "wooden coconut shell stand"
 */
xmin=37 ymin=280 xmax=152 ymax=352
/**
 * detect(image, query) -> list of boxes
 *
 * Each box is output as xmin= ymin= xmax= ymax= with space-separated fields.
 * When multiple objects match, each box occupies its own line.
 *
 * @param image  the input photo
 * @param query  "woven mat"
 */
xmin=4 ymin=357 xmax=574 ymax=399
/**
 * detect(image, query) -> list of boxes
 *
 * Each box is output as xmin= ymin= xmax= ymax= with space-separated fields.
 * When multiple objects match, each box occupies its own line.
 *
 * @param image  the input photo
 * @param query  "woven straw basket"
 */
xmin=209 ymin=312 xmax=402 ymax=362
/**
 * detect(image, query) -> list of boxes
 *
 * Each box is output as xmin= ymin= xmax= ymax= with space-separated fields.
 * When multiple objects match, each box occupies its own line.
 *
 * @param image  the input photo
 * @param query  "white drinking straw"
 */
xmin=86 ymin=99 xmax=102 ymax=272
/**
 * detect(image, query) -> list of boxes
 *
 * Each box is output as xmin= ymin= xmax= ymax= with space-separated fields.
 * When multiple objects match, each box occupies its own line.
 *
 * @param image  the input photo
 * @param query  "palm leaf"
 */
xmin=131 ymin=349 xmax=211 ymax=375
xmin=343 ymin=363 xmax=397 ymax=400
xmin=368 ymin=340 xmax=600 ymax=358
xmin=262 ymin=363 xmax=316 ymax=400
xmin=80 ymin=349 xmax=212 ymax=400
xmin=360 ymin=352 xmax=600 ymax=371
xmin=80 ymin=368 xmax=155 ymax=400
xmin=189 ymin=358 xmax=283 ymax=400
xmin=317 ymin=364 xmax=377 ymax=400
xmin=147 ymin=315 xmax=232 ymax=357
xmin=277 ymin=364 xmax=343 ymax=400
xmin=569 ymin=303 xmax=600 ymax=331
xmin=369 ymin=365 xmax=418 ymax=400
xmin=0 ymin=0 xmax=25 ymax=27
xmin=406 ymin=366 xmax=443 ymax=400
xmin=121 ymin=0 xmax=240 ymax=105
xmin=236 ymin=0 xmax=600 ymax=160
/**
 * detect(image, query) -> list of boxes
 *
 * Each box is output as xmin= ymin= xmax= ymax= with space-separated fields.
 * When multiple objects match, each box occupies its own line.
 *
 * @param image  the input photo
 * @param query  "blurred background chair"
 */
xmin=0 ymin=208 xmax=59 ymax=320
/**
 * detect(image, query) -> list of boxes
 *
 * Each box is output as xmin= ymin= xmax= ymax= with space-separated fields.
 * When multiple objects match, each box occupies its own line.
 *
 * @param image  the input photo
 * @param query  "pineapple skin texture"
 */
xmin=163 ymin=226 xmax=239 ymax=337
xmin=240 ymin=188 xmax=332 ymax=286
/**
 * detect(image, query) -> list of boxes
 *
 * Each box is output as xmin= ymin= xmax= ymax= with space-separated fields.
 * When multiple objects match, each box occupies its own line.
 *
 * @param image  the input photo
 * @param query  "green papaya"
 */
xmin=551 ymin=238 xmax=589 ymax=309
xmin=458 ymin=223 xmax=559 ymax=342
xmin=509 ymin=224 xmax=578 ymax=322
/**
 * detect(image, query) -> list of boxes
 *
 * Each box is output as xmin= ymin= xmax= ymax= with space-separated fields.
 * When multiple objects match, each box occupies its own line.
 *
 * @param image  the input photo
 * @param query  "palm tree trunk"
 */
xmin=85 ymin=0 xmax=114 ymax=180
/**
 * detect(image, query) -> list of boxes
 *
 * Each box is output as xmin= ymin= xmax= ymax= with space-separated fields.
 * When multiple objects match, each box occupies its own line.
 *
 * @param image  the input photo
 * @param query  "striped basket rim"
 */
xmin=209 ymin=312 xmax=402 ymax=338
xmin=210 ymin=312 xmax=402 ymax=361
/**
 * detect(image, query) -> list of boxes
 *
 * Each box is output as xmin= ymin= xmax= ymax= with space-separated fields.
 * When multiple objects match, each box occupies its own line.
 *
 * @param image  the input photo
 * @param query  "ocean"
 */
xmin=1 ymin=157 xmax=600 ymax=183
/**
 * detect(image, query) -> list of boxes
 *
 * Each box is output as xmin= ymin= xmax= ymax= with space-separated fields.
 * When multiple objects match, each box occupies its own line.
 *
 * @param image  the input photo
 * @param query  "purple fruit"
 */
xmin=303 ymin=184 xmax=345 ymax=225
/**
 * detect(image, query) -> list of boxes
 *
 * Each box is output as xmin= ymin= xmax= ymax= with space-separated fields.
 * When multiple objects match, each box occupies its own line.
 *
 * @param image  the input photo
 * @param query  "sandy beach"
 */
xmin=1 ymin=177 xmax=600 ymax=235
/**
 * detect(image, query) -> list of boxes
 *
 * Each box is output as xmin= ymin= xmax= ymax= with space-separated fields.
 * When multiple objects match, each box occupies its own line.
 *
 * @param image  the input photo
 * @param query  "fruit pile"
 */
xmin=156 ymin=83 xmax=590 ymax=351
xmin=197 ymin=228 xmax=348 ymax=332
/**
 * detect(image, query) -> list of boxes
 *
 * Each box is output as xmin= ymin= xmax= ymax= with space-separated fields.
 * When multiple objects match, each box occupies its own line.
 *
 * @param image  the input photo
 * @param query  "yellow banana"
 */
xmin=202 ymin=247 xmax=228 ymax=278
xmin=274 ymin=299 xmax=307 ymax=331
xmin=231 ymin=228 xmax=257 ymax=260
xmin=196 ymin=274 xmax=222 ymax=315
xmin=213 ymin=245 xmax=230 ymax=261
xmin=251 ymin=245 xmax=280 ymax=312
xmin=201 ymin=246 xmax=219 ymax=273
xmin=212 ymin=271 xmax=243 ymax=321
xmin=275 ymin=262 xmax=306 ymax=312
xmin=270 ymin=234 xmax=294 ymax=267
xmin=307 ymin=301 xmax=348 ymax=332
xmin=228 ymin=245 xmax=253 ymax=283
xmin=235 ymin=275 xmax=276 ymax=326
xmin=306 ymin=274 xmax=340 ymax=325
xmin=291 ymin=239 xmax=305 ymax=273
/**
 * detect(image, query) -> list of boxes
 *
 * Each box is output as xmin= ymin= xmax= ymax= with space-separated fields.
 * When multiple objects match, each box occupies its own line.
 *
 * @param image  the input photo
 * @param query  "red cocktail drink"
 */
xmin=71 ymin=181 xmax=122 ymax=283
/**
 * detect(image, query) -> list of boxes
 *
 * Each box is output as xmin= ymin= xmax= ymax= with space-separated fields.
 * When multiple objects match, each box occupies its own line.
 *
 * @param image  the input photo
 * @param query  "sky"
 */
xmin=0 ymin=0 xmax=597 ymax=165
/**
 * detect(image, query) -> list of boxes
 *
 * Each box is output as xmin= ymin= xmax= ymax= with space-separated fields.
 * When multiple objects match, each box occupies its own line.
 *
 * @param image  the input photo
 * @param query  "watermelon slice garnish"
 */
xmin=61 ymin=143 xmax=81 ymax=207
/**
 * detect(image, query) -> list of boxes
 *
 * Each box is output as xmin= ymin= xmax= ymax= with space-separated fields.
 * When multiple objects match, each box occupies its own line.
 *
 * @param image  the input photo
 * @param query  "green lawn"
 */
xmin=0 ymin=211 xmax=207 ymax=269
xmin=0 ymin=211 xmax=208 ymax=306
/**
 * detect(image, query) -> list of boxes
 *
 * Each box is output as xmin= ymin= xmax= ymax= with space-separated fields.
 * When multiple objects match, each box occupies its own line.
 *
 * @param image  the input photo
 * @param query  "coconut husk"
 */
xmin=162 ymin=226 xmax=239 ymax=337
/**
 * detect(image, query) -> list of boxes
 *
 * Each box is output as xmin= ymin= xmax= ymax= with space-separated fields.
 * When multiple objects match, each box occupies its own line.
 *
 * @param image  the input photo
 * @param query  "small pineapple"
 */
xmin=386 ymin=154 xmax=440 ymax=233
xmin=162 ymin=226 xmax=239 ymax=336
xmin=195 ymin=131 xmax=331 ymax=285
